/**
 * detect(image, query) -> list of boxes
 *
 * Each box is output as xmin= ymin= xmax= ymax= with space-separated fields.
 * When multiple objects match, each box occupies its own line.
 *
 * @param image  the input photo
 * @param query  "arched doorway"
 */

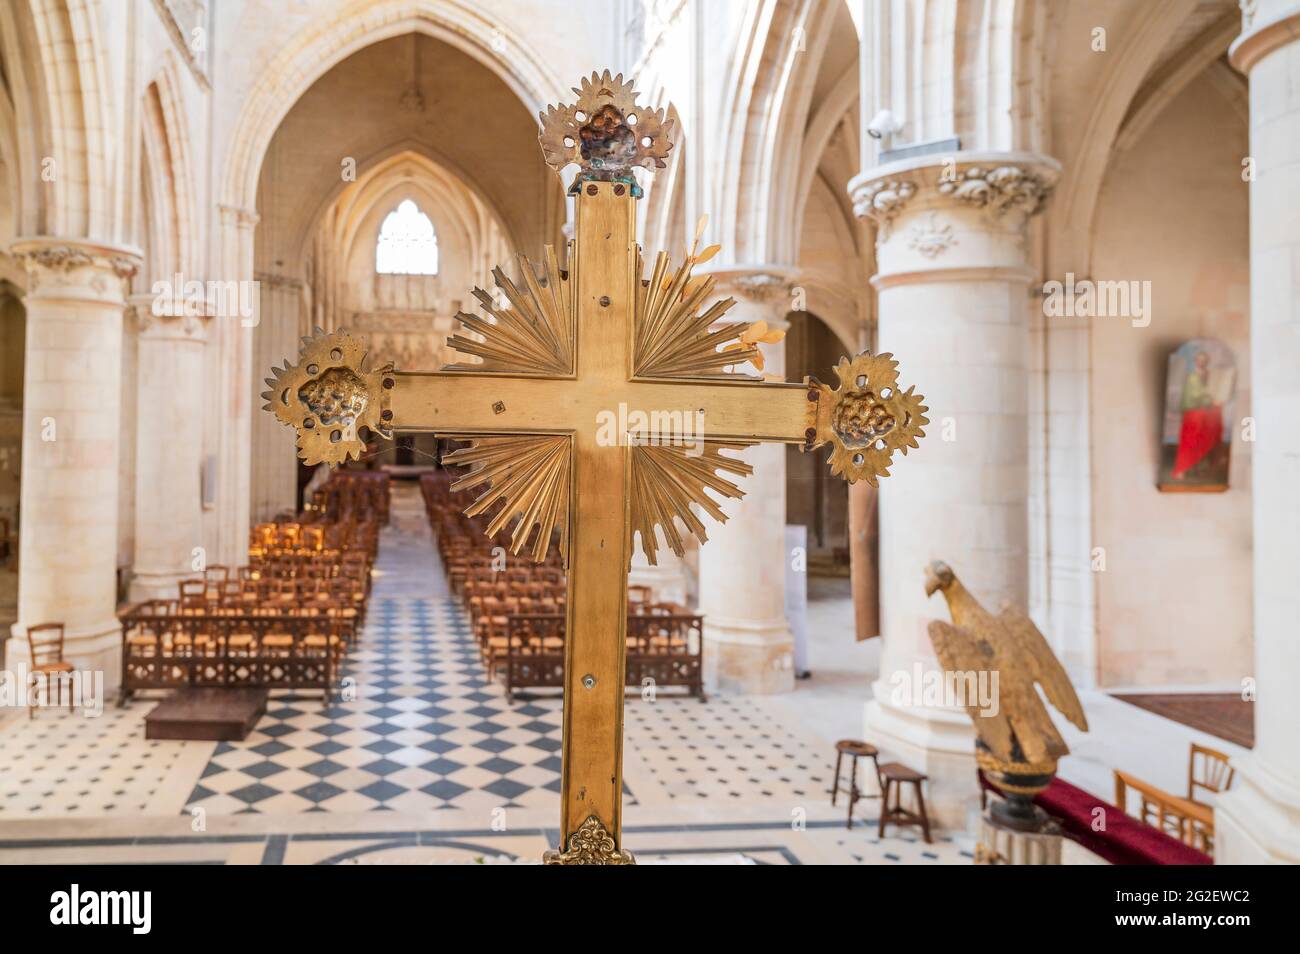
xmin=785 ymin=310 xmax=851 ymax=564
xmin=246 ymin=30 xmax=561 ymax=518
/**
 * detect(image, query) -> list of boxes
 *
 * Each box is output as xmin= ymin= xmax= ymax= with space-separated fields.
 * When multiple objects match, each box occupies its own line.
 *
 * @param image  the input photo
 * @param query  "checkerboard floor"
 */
xmin=182 ymin=599 xmax=578 ymax=817
xmin=0 ymin=700 xmax=193 ymax=817
xmin=0 ymin=485 xmax=973 ymax=863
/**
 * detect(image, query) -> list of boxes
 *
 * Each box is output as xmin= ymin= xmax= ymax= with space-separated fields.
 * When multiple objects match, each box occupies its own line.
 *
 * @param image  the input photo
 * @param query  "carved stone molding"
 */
xmin=23 ymin=245 xmax=92 ymax=272
xmin=543 ymin=815 xmax=636 ymax=865
xmin=851 ymin=178 xmax=917 ymax=239
xmin=936 ymin=165 xmax=1054 ymax=219
xmin=908 ymin=213 xmax=956 ymax=259
xmin=849 ymin=153 xmax=1060 ymax=244
xmin=706 ymin=268 xmax=796 ymax=309
xmin=12 ymin=239 xmax=142 ymax=301
xmin=218 ymin=204 xmax=260 ymax=230
xmin=254 ymin=271 xmax=305 ymax=292
xmin=1230 ymin=3 xmax=1300 ymax=72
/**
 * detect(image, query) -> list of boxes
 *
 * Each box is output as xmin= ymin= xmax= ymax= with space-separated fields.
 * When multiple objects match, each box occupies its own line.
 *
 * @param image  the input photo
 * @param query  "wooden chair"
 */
xmin=627 ymin=584 xmax=653 ymax=606
xmin=178 ymin=578 xmax=208 ymax=613
xmin=203 ymin=565 xmax=230 ymax=593
xmin=23 ymin=623 xmax=75 ymax=718
xmin=1188 ymin=743 xmax=1234 ymax=806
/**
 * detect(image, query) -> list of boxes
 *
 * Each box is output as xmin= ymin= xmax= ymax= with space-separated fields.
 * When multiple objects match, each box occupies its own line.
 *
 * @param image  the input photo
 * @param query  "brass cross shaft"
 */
xmin=265 ymin=69 xmax=930 ymax=865
xmin=389 ymin=183 xmax=811 ymax=857
xmin=265 ymin=177 xmax=928 ymax=864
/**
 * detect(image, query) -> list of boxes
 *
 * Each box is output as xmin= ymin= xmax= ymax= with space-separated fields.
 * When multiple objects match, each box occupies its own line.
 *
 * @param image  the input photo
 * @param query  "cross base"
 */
xmin=542 ymin=815 xmax=636 ymax=865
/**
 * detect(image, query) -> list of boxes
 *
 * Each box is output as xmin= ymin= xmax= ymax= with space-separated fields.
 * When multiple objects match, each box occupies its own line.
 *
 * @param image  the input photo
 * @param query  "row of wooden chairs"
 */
xmin=120 ymin=471 xmax=390 ymax=704
xmin=307 ymin=471 xmax=391 ymax=525
xmin=418 ymin=471 xmax=704 ymax=697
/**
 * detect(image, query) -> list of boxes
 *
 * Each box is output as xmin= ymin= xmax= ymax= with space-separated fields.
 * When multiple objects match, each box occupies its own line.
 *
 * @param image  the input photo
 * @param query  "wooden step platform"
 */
xmin=145 ymin=688 xmax=269 ymax=741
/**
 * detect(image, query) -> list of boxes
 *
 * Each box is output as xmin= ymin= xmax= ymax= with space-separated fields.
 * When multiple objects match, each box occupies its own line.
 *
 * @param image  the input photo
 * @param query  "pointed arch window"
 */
xmin=375 ymin=199 xmax=439 ymax=275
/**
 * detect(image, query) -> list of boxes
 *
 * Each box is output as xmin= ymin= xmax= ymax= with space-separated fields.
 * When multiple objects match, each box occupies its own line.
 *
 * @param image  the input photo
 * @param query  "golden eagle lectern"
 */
xmin=924 ymin=561 xmax=1088 ymax=831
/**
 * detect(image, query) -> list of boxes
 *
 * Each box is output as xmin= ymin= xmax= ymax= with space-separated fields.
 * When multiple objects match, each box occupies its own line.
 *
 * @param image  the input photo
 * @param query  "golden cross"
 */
xmin=263 ymin=72 xmax=927 ymax=865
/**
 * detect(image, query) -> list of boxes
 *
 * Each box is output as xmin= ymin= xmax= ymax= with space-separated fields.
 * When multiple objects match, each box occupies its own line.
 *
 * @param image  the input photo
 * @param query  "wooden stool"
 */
xmin=831 ymin=739 xmax=880 ymax=829
xmin=878 ymin=761 xmax=932 ymax=843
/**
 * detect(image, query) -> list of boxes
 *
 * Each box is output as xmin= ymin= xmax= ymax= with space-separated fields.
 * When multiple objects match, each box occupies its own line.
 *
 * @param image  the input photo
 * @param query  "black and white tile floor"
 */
xmin=182 ymin=597 xmax=576 ymax=816
xmin=0 ymin=485 xmax=969 ymax=863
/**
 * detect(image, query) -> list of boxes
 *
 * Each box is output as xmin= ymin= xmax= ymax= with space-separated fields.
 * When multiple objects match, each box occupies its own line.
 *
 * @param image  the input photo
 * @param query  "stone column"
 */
xmin=250 ymin=272 xmax=304 ymax=523
xmin=211 ymin=205 xmax=258 ymax=567
xmin=8 ymin=239 xmax=140 ymax=687
xmin=1216 ymin=0 xmax=1300 ymax=865
xmin=128 ymin=293 xmax=208 ymax=602
xmin=696 ymin=268 xmax=796 ymax=694
xmin=848 ymin=154 xmax=1058 ymax=825
xmin=628 ymin=549 xmax=688 ymax=607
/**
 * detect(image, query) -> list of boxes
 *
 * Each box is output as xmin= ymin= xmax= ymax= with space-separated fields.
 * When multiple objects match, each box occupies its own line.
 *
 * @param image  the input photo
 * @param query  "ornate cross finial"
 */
xmin=262 ymin=328 xmax=394 ymax=466
xmin=538 ymin=70 xmax=674 ymax=192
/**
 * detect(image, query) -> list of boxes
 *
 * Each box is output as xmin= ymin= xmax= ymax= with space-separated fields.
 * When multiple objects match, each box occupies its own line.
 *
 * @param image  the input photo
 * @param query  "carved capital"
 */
xmin=129 ymin=293 xmax=207 ymax=341
xmin=23 ymin=245 xmax=93 ymax=271
xmin=936 ymin=164 xmax=1054 ymax=219
xmin=543 ymin=815 xmax=636 ymax=865
xmin=706 ymin=268 xmax=796 ymax=308
xmin=11 ymin=238 xmax=142 ymax=302
xmin=850 ymin=178 xmax=917 ymax=239
xmin=849 ymin=153 xmax=1060 ymax=244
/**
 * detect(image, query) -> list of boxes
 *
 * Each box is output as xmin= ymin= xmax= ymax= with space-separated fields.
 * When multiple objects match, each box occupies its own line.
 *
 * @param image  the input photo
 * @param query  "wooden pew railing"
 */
xmin=119 ymin=602 xmax=354 ymax=704
xmin=1114 ymin=769 xmax=1216 ymax=857
xmin=503 ymin=611 xmax=704 ymax=701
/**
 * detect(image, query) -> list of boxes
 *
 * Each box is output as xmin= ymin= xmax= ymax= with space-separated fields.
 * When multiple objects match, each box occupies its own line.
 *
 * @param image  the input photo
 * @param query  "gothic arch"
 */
xmin=1048 ymin=0 xmax=1200 ymax=275
xmin=712 ymin=0 xmax=837 ymax=266
xmin=0 ymin=0 xmax=52 ymax=243
xmin=140 ymin=54 xmax=199 ymax=281
xmin=25 ymin=0 xmax=117 ymax=239
xmin=220 ymin=0 xmax=565 ymax=214
xmin=292 ymin=141 xmax=519 ymax=269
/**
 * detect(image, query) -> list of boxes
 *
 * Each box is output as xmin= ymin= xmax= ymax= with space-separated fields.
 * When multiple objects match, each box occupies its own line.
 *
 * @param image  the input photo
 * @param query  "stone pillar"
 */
xmin=128 ymin=293 xmax=208 ymax=602
xmin=848 ymin=154 xmax=1058 ymax=825
xmin=628 ymin=548 xmax=688 ymax=606
xmin=8 ymin=239 xmax=140 ymax=687
xmin=697 ymin=268 xmax=796 ymax=694
xmin=250 ymin=273 xmax=304 ymax=523
xmin=211 ymin=205 xmax=258 ymax=567
xmin=1216 ymin=0 xmax=1300 ymax=865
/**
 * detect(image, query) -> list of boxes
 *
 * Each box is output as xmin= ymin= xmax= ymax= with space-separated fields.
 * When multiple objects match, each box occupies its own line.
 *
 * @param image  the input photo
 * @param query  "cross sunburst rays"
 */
xmin=445 ymin=247 xmax=574 ymax=375
xmin=628 ymin=440 xmax=754 ymax=566
xmin=633 ymin=216 xmax=773 ymax=378
xmin=440 ymin=217 xmax=784 ymax=567
xmin=443 ymin=435 xmax=571 ymax=565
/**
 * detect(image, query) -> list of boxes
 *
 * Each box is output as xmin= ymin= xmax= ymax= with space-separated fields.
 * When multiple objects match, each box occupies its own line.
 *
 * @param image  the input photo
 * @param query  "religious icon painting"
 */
xmin=1157 ymin=338 xmax=1236 ymax=493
